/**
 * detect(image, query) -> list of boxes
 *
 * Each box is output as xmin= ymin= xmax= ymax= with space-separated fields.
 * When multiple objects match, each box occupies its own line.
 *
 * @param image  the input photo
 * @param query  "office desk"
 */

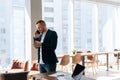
xmin=0 ymin=71 xmax=29 ymax=80
xmin=32 ymin=71 xmax=95 ymax=80
xmin=57 ymin=51 xmax=120 ymax=72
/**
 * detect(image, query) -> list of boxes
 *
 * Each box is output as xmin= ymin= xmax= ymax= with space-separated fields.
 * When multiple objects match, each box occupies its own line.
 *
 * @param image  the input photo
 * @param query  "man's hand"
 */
xmin=34 ymin=32 xmax=40 ymax=38
xmin=33 ymin=41 xmax=42 ymax=48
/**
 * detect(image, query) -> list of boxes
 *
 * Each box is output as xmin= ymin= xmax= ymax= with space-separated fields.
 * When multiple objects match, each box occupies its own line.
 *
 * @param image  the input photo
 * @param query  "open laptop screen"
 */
xmin=72 ymin=64 xmax=85 ymax=80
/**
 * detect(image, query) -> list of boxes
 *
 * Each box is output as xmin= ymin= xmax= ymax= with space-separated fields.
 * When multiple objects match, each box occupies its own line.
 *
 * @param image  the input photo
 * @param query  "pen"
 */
xmin=57 ymin=74 xmax=64 ymax=77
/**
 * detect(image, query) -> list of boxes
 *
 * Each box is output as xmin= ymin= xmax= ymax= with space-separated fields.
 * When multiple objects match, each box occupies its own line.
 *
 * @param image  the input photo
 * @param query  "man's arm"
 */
xmin=33 ymin=31 xmax=42 ymax=48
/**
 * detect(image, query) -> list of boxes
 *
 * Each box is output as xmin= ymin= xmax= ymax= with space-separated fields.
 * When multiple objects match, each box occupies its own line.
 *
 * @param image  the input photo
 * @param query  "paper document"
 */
xmin=49 ymin=72 xmax=73 ymax=80
xmin=49 ymin=72 xmax=67 ymax=77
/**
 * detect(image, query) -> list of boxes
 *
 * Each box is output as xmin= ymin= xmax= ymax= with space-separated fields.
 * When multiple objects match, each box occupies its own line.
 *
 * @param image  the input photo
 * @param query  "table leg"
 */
xmin=106 ymin=54 xmax=109 ymax=71
xmin=117 ymin=53 xmax=119 ymax=70
xmin=82 ymin=56 xmax=85 ymax=75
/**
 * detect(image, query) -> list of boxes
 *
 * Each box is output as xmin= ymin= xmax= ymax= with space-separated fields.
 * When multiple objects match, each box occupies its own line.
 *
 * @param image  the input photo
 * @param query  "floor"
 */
xmin=85 ymin=66 xmax=120 ymax=80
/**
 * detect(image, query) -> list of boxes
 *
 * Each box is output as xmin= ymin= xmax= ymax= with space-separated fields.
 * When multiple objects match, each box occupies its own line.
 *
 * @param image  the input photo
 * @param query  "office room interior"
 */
xmin=1 ymin=0 xmax=120 ymax=80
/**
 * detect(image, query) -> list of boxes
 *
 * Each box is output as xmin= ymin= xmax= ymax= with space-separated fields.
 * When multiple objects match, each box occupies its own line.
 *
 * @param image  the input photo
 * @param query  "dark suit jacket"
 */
xmin=34 ymin=29 xmax=58 ymax=64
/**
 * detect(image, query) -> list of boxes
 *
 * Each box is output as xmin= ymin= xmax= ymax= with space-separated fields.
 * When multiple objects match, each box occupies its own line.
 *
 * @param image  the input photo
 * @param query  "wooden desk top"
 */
xmin=0 ymin=69 xmax=25 ymax=74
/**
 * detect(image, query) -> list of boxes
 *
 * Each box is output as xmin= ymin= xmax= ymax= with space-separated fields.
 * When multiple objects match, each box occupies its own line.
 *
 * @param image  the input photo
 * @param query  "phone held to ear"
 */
xmin=36 ymin=30 xmax=40 ymax=34
xmin=34 ymin=30 xmax=40 ymax=38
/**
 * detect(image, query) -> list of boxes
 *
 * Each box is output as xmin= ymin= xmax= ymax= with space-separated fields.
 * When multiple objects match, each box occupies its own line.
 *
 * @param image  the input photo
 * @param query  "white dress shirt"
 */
xmin=39 ymin=29 xmax=48 ymax=64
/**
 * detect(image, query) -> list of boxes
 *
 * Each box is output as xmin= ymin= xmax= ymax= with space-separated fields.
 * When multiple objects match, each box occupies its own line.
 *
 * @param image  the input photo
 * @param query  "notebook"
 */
xmin=72 ymin=64 xmax=85 ymax=80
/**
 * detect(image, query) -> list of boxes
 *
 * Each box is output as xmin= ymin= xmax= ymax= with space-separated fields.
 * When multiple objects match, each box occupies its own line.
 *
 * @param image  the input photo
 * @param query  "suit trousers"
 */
xmin=39 ymin=63 xmax=57 ymax=73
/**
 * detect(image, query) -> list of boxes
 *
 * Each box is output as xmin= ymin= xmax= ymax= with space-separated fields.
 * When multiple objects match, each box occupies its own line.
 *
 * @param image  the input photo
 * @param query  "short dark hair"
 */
xmin=36 ymin=20 xmax=46 ymax=25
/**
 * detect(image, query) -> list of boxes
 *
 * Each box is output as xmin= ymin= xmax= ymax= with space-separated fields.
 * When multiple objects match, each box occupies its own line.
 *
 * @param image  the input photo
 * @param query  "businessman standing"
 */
xmin=33 ymin=20 xmax=58 ymax=73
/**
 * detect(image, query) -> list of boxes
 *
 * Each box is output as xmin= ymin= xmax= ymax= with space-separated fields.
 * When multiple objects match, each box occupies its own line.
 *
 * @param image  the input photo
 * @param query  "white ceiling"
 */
xmin=108 ymin=0 xmax=120 ymax=2
xmin=86 ymin=0 xmax=120 ymax=5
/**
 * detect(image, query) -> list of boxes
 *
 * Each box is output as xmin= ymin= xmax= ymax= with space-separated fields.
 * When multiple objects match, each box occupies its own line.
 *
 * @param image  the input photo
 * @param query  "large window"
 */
xmin=74 ymin=1 xmax=96 ymax=52
xmin=0 ymin=0 xmax=26 ymax=68
xmin=98 ymin=4 xmax=116 ymax=51
xmin=42 ymin=0 xmax=120 ymax=55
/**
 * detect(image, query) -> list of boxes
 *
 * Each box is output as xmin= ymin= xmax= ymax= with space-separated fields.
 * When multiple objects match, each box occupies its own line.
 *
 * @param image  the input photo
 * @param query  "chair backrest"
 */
xmin=114 ymin=49 xmax=118 ymax=51
xmin=72 ymin=53 xmax=82 ymax=64
xmin=76 ymin=51 xmax=82 ymax=53
xmin=60 ymin=55 xmax=70 ymax=66
xmin=86 ymin=51 xmax=95 ymax=61
xmin=11 ymin=60 xmax=28 ymax=71
xmin=114 ymin=49 xmax=119 ymax=57
xmin=87 ymin=55 xmax=94 ymax=61
xmin=87 ymin=50 xmax=91 ymax=53
xmin=30 ymin=62 xmax=39 ymax=71
xmin=0 ymin=71 xmax=29 ymax=80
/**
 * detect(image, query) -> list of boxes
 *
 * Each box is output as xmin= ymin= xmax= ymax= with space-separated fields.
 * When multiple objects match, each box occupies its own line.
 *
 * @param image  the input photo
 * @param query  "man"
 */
xmin=33 ymin=20 xmax=58 ymax=73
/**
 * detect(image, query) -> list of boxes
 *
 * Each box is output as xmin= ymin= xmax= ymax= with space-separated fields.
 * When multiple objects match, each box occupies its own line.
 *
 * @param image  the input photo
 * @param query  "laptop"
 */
xmin=72 ymin=64 xmax=85 ymax=80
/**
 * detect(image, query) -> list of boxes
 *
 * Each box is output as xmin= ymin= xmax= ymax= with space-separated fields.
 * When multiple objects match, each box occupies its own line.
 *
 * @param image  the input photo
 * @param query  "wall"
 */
xmin=31 ymin=0 xmax=42 ymax=61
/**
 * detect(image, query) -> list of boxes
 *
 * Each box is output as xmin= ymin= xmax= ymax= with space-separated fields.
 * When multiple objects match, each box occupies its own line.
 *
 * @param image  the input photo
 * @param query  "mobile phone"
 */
xmin=35 ymin=30 xmax=40 ymax=34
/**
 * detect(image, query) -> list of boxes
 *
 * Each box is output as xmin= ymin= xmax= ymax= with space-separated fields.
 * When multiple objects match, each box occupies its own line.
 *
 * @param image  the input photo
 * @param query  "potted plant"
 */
xmin=72 ymin=48 xmax=76 ymax=54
